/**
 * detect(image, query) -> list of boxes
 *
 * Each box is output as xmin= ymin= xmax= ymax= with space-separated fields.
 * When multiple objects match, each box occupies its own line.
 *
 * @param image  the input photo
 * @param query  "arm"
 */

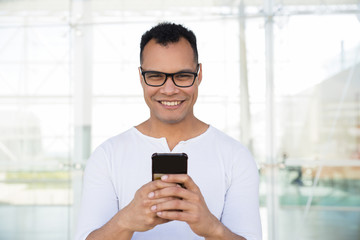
xmin=84 ymin=179 xmax=178 ymax=240
xmin=149 ymin=174 xmax=247 ymax=240
xmin=75 ymin=147 xmax=177 ymax=240
xmin=205 ymin=224 xmax=246 ymax=240
xmin=75 ymin=147 xmax=120 ymax=240
xmin=148 ymin=145 xmax=262 ymax=240
xmin=84 ymin=182 xmax=167 ymax=239
xmin=220 ymin=148 xmax=262 ymax=240
xmin=86 ymin=214 xmax=133 ymax=240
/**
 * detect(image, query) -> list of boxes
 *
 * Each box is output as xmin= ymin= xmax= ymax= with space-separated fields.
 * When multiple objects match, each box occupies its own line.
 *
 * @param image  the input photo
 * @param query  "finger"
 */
xmin=156 ymin=210 xmax=193 ymax=222
xmin=145 ymin=180 xmax=178 ymax=198
xmin=151 ymin=196 xmax=179 ymax=204
xmin=146 ymin=197 xmax=179 ymax=217
xmin=161 ymin=174 xmax=200 ymax=192
xmin=146 ymin=214 xmax=173 ymax=227
xmin=150 ymin=199 xmax=193 ymax=213
xmin=156 ymin=218 xmax=173 ymax=225
xmin=144 ymin=196 xmax=178 ymax=208
xmin=153 ymin=185 xmax=195 ymax=200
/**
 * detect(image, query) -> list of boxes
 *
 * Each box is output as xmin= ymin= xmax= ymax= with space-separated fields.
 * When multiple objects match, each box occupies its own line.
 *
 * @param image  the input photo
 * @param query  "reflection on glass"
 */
xmin=256 ymin=13 xmax=360 ymax=240
xmin=0 ymin=1 xmax=359 ymax=240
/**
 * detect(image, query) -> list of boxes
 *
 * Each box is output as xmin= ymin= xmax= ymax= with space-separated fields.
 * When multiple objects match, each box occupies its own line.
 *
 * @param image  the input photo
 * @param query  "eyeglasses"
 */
xmin=140 ymin=65 xmax=199 ymax=88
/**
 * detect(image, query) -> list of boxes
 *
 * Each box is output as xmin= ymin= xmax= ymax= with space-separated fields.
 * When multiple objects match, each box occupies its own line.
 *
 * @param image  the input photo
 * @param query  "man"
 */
xmin=75 ymin=22 xmax=262 ymax=240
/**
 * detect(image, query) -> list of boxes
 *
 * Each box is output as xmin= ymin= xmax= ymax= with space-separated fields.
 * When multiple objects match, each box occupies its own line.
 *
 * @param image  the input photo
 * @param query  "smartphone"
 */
xmin=152 ymin=153 xmax=188 ymax=181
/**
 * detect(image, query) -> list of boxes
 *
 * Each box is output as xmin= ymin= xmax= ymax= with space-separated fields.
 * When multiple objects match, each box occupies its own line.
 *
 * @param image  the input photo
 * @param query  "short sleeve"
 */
xmin=74 ymin=146 xmax=118 ymax=240
xmin=221 ymin=147 xmax=262 ymax=240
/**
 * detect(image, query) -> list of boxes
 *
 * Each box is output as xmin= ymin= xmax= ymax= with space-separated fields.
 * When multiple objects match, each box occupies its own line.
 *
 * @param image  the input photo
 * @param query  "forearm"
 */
xmin=86 ymin=227 xmax=133 ymax=240
xmin=86 ymin=211 xmax=134 ymax=240
xmin=205 ymin=222 xmax=246 ymax=240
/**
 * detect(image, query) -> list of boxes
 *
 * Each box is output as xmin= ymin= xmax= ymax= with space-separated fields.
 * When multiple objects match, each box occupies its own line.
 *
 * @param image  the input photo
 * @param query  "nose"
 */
xmin=159 ymin=75 xmax=179 ymax=95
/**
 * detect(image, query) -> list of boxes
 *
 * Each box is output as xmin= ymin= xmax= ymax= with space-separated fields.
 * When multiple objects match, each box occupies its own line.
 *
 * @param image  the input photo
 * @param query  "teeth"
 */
xmin=161 ymin=101 xmax=181 ymax=106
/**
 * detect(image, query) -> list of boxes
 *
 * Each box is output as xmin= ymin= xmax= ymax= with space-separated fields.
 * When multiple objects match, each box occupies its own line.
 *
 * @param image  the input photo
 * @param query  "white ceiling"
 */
xmin=0 ymin=0 xmax=358 ymax=12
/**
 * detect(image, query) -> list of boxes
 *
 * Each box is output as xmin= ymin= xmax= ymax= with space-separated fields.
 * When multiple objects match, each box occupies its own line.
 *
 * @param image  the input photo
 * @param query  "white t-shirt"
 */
xmin=75 ymin=126 xmax=262 ymax=240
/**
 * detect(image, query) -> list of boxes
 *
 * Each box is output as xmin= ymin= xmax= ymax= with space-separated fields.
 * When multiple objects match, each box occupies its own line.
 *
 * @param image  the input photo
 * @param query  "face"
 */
xmin=139 ymin=38 xmax=202 ymax=125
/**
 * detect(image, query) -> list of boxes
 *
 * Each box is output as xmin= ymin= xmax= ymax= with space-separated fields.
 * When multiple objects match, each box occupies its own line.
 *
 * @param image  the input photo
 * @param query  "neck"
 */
xmin=136 ymin=117 xmax=208 ymax=151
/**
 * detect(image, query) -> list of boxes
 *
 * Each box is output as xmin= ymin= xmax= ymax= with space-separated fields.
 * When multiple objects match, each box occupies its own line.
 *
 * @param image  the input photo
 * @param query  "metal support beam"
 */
xmin=71 ymin=0 xmax=93 ymax=238
xmin=264 ymin=0 xmax=278 ymax=240
xmin=239 ymin=1 xmax=252 ymax=151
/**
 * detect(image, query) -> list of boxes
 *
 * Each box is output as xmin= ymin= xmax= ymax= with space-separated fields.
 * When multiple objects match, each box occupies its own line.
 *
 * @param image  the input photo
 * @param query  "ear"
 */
xmin=196 ymin=63 xmax=203 ymax=85
xmin=138 ymin=67 xmax=144 ymax=86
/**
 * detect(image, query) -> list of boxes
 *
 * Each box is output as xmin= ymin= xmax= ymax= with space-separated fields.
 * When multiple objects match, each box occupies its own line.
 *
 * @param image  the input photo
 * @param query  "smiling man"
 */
xmin=75 ymin=22 xmax=262 ymax=240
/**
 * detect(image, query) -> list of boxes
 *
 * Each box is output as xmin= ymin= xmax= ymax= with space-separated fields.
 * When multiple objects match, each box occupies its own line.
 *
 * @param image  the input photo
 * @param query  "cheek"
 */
xmin=186 ymin=87 xmax=198 ymax=100
xmin=143 ymin=87 xmax=157 ymax=102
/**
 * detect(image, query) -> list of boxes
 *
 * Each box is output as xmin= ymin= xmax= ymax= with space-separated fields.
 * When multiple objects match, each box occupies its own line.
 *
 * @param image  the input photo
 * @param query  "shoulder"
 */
xmin=208 ymin=126 xmax=256 ymax=170
xmin=208 ymin=126 xmax=250 ymax=154
xmin=86 ymin=128 xmax=137 ymax=166
xmin=96 ymin=127 xmax=137 ymax=152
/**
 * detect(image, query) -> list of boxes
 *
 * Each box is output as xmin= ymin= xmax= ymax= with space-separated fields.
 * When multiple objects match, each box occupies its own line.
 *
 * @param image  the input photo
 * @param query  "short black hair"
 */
xmin=140 ymin=22 xmax=198 ymax=64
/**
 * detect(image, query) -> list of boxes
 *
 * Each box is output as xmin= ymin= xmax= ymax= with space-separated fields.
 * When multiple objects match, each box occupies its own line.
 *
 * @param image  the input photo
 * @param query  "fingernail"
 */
xmin=157 ymin=211 xmax=162 ymax=216
xmin=161 ymin=175 xmax=168 ymax=180
xmin=148 ymin=192 xmax=154 ymax=198
xmin=151 ymin=205 xmax=157 ymax=211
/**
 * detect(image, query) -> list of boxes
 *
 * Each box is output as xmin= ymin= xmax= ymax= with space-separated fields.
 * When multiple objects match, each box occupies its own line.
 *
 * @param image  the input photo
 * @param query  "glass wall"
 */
xmin=0 ymin=1 xmax=359 ymax=239
xmin=0 ymin=1 xmax=72 ymax=239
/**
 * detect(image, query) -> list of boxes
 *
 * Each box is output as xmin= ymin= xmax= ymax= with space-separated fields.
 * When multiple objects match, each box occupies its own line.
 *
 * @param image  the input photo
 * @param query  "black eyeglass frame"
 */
xmin=140 ymin=64 xmax=200 ymax=88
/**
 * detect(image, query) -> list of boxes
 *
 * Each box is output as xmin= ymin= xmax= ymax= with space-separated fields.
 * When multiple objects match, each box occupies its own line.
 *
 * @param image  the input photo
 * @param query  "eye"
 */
xmin=146 ymin=73 xmax=165 ymax=79
xmin=175 ymin=73 xmax=193 ymax=80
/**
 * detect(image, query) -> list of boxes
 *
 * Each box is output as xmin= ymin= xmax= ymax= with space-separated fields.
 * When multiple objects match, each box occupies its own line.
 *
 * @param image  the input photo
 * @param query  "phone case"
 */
xmin=151 ymin=153 xmax=188 ymax=181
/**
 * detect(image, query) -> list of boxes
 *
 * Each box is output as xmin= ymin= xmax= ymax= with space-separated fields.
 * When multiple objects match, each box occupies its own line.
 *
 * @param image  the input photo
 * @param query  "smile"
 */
xmin=160 ymin=101 xmax=182 ymax=106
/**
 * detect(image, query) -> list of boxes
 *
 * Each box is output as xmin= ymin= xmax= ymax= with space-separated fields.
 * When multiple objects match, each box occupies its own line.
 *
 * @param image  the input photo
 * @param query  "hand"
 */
xmin=116 ymin=180 xmax=178 ymax=233
xmin=148 ymin=174 xmax=222 ymax=238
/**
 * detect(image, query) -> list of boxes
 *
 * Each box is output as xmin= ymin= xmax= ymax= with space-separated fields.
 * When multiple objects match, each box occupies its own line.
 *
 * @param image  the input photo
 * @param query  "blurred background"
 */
xmin=0 ymin=0 xmax=359 ymax=239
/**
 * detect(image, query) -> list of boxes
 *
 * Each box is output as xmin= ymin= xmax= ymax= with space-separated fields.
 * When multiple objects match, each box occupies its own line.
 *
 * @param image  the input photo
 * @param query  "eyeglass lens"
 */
xmin=144 ymin=72 xmax=196 ymax=87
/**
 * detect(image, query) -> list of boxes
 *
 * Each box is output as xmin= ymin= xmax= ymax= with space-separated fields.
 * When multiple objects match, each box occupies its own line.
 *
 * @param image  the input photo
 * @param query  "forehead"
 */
xmin=141 ymin=38 xmax=196 ymax=71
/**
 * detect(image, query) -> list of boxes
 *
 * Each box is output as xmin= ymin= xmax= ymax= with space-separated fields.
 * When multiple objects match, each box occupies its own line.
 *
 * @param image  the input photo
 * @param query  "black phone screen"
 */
xmin=151 ymin=153 xmax=188 ymax=181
